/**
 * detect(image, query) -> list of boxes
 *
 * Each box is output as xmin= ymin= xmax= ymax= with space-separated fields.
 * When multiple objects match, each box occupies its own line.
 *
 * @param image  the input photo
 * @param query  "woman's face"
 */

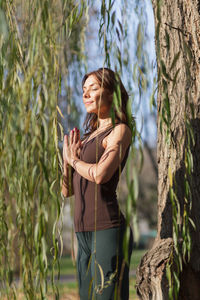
xmin=82 ymin=75 xmax=112 ymax=116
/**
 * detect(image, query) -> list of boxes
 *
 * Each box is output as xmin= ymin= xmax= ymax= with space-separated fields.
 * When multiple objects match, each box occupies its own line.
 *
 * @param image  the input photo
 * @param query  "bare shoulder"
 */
xmin=103 ymin=123 xmax=132 ymax=148
xmin=115 ymin=123 xmax=131 ymax=135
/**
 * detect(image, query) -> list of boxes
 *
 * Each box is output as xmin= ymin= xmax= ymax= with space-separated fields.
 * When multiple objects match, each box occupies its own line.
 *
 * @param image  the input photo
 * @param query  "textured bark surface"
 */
xmin=136 ymin=1 xmax=200 ymax=299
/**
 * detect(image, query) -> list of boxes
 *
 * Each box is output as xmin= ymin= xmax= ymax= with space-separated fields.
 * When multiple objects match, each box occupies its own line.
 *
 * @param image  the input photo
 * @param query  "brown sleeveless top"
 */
xmin=72 ymin=125 xmax=130 ymax=232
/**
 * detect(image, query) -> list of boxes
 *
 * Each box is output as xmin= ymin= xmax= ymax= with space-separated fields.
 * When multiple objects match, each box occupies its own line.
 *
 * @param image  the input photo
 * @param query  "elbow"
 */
xmin=62 ymin=191 xmax=73 ymax=198
xmin=95 ymin=177 xmax=102 ymax=184
xmin=93 ymin=167 xmax=110 ymax=184
xmin=94 ymin=170 xmax=104 ymax=184
xmin=61 ymin=189 xmax=67 ymax=198
xmin=61 ymin=187 xmax=74 ymax=198
xmin=61 ymin=187 xmax=68 ymax=198
xmin=94 ymin=171 xmax=103 ymax=184
xmin=95 ymin=174 xmax=109 ymax=184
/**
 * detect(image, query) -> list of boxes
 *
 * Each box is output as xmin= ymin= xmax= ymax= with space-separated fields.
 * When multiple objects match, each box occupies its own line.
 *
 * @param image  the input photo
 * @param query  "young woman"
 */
xmin=62 ymin=68 xmax=133 ymax=300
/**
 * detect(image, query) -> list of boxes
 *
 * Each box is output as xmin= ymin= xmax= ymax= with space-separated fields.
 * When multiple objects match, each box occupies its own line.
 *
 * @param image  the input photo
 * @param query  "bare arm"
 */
xmin=66 ymin=124 xmax=132 ymax=184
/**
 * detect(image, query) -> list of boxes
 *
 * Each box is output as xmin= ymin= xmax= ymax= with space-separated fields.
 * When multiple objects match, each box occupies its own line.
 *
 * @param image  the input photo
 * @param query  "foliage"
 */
xmin=0 ymin=0 xmax=87 ymax=299
xmin=0 ymin=0 xmax=156 ymax=299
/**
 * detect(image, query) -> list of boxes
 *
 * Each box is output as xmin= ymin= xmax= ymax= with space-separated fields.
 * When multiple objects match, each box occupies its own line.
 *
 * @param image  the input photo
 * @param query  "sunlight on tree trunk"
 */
xmin=136 ymin=1 xmax=200 ymax=299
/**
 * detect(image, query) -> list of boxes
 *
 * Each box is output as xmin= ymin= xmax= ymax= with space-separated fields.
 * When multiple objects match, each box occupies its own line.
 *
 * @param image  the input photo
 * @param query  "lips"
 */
xmin=85 ymin=101 xmax=93 ymax=105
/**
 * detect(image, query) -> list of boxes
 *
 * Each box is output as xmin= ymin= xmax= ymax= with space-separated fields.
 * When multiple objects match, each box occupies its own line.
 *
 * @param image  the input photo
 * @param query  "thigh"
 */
xmin=91 ymin=226 xmax=133 ymax=300
xmin=76 ymin=232 xmax=93 ymax=300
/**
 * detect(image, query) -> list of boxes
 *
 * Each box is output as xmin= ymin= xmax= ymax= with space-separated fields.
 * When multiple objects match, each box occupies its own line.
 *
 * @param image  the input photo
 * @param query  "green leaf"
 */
xmin=0 ymin=9 xmax=8 ymax=42
xmin=111 ymin=11 xmax=116 ymax=25
xmin=165 ymin=29 xmax=170 ymax=51
xmin=118 ymin=20 xmax=123 ymax=35
xmin=170 ymin=51 xmax=181 ymax=71
xmin=161 ymin=60 xmax=172 ymax=81
xmin=189 ymin=217 xmax=196 ymax=230
xmin=96 ymin=262 xmax=104 ymax=293
xmin=172 ymin=68 xmax=180 ymax=90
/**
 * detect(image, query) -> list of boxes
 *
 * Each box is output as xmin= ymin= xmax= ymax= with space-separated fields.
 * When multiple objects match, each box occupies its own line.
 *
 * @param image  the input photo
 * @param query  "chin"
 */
xmin=86 ymin=108 xmax=97 ymax=114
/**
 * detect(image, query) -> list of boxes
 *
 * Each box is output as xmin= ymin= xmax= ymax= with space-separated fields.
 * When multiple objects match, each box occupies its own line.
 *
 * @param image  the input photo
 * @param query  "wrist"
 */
xmin=63 ymin=161 xmax=69 ymax=170
xmin=70 ymin=156 xmax=80 ymax=169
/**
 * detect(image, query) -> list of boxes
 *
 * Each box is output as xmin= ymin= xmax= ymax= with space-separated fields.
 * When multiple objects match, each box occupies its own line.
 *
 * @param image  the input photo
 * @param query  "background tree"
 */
xmin=136 ymin=1 xmax=200 ymax=299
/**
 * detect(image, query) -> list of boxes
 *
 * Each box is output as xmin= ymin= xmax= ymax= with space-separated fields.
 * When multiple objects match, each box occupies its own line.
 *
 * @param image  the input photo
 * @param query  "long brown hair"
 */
xmin=82 ymin=67 xmax=134 ymax=137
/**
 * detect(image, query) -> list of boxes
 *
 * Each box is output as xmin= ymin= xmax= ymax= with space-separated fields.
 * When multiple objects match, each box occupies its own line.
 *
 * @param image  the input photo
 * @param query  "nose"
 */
xmin=83 ymin=89 xmax=90 ymax=98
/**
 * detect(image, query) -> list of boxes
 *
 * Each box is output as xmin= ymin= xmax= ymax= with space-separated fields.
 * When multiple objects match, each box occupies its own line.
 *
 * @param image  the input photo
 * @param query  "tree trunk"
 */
xmin=136 ymin=1 xmax=200 ymax=299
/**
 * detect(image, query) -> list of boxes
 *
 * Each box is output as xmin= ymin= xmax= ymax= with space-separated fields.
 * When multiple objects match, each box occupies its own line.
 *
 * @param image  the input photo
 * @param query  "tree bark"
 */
xmin=136 ymin=1 xmax=200 ymax=299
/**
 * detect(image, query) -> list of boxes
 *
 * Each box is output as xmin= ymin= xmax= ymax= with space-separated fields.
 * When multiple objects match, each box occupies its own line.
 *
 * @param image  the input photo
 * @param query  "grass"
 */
xmin=1 ymin=249 xmax=146 ymax=299
xmin=48 ymin=248 xmax=146 ymax=299
xmin=50 ymin=248 xmax=146 ymax=276
xmin=51 ymin=277 xmax=139 ymax=300
xmin=131 ymin=248 xmax=146 ymax=270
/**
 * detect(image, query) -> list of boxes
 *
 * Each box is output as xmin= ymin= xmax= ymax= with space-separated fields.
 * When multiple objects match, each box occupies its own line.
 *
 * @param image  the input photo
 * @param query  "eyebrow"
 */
xmin=83 ymin=83 xmax=100 ymax=90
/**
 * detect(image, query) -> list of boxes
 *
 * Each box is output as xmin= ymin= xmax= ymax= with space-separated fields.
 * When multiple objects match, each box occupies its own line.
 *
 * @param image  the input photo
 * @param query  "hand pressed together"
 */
xmin=63 ymin=127 xmax=82 ymax=166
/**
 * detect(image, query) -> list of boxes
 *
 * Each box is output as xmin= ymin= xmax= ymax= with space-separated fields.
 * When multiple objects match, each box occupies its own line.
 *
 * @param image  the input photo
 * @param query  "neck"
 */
xmin=97 ymin=117 xmax=113 ymax=129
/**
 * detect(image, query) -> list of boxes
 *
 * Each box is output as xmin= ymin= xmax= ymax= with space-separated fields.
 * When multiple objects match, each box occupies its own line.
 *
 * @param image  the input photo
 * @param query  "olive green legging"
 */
xmin=76 ymin=225 xmax=133 ymax=300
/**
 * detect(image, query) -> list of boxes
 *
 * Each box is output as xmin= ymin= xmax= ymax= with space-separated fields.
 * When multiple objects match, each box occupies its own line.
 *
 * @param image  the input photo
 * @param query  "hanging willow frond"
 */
xmin=0 ymin=0 xmax=88 ymax=298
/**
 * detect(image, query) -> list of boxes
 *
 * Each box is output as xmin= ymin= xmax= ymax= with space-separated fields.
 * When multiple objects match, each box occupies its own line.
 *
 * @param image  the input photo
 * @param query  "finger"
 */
xmin=73 ymin=128 xmax=80 ymax=144
xmin=70 ymin=129 xmax=74 ymax=145
xmin=74 ymin=128 xmax=79 ymax=143
xmin=74 ymin=128 xmax=80 ymax=144
xmin=77 ymin=128 xmax=80 ymax=142
xmin=63 ymin=136 xmax=68 ymax=157
xmin=66 ymin=134 xmax=69 ymax=146
xmin=63 ymin=135 xmax=68 ymax=161
xmin=78 ymin=131 xmax=83 ymax=148
xmin=64 ymin=135 xmax=68 ymax=147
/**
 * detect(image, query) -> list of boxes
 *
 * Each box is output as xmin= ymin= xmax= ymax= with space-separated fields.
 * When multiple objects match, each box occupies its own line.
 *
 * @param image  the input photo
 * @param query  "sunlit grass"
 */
xmin=50 ymin=277 xmax=139 ymax=299
xmin=51 ymin=248 xmax=146 ymax=275
xmin=46 ymin=249 xmax=146 ymax=299
xmin=46 ymin=278 xmax=139 ymax=299
xmin=0 ymin=249 xmax=145 ymax=299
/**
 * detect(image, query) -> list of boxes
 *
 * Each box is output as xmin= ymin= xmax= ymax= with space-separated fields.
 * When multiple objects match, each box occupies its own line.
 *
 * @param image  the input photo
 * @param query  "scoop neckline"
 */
xmin=82 ymin=123 xmax=121 ymax=146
